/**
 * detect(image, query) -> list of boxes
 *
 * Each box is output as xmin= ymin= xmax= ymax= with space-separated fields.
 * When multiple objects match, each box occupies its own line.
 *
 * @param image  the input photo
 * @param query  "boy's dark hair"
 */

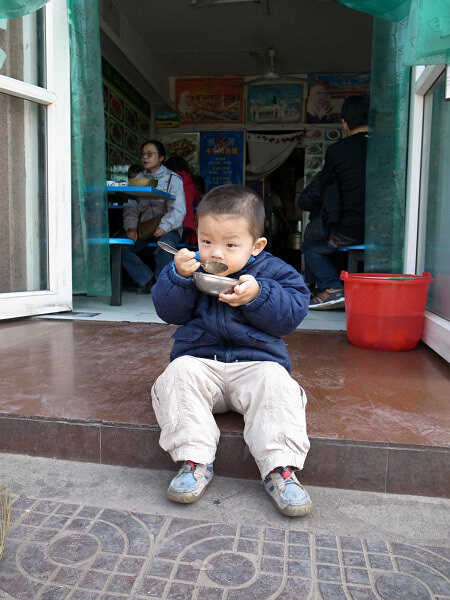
xmin=196 ymin=184 xmax=265 ymax=239
xmin=341 ymin=94 xmax=369 ymax=130
xmin=128 ymin=163 xmax=142 ymax=178
xmin=141 ymin=139 xmax=166 ymax=160
xmin=165 ymin=155 xmax=191 ymax=174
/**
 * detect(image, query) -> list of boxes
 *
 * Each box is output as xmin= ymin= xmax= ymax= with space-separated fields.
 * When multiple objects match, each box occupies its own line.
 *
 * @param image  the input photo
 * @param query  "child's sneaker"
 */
xmin=264 ymin=467 xmax=313 ymax=517
xmin=167 ymin=460 xmax=214 ymax=503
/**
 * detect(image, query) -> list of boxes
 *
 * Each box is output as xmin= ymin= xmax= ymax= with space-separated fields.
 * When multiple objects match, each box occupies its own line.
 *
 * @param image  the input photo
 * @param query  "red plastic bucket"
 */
xmin=340 ymin=271 xmax=434 ymax=351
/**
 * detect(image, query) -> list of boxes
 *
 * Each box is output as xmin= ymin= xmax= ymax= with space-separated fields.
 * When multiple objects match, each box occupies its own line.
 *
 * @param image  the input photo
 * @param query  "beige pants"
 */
xmin=151 ymin=356 xmax=310 ymax=479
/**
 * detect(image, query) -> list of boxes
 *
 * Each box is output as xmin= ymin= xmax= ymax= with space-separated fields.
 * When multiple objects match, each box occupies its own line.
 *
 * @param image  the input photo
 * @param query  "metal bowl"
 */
xmin=193 ymin=272 xmax=238 ymax=296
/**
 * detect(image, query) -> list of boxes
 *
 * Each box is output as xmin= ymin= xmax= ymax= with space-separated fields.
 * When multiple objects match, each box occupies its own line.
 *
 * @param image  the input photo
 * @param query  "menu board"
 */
xmin=199 ymin=131 xmax=244 ymax=190
xmin=102 ymin=58 xmax=151 ymax=177
xmin=303 ymin=126 xmax=343 ymax=187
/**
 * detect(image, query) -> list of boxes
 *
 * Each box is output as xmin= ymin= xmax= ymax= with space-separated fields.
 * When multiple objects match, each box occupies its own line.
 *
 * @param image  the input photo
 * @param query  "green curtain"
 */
xmin=338 ymin=0 xmax=450 ymax=64
xmin=338 ymin=0 xmax=449 ymax=272
xmin=337 ymin=0 xmax=410 ymax=21
xmin=403 ymin=0 xmax=450 ymax=65
xmin=0 ymin=0 xmax=49 ymax=18
xmin=67 ymin=0 xmax=111 ymax=296
xmin=365 ymin=17 xmax=411 ymax=273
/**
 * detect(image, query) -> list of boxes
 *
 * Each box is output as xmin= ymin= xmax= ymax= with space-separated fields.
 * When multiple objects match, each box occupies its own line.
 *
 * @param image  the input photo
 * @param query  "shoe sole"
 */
xmin=167 ymin=477 xmax=213 ymax=504
xmin=269 ymin=496 xmax=313 ymax=517
xmin=309 ymin=299 xmax=345 ymax=310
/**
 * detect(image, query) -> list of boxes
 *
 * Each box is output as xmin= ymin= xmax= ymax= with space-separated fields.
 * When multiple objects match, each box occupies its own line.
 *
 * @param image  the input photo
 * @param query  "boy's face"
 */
xmin=197 ymin=214 xmax=266 ymax=277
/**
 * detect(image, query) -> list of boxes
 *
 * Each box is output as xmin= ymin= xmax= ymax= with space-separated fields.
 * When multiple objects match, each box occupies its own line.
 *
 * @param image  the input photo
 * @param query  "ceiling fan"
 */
xmin=242 ymin=47 xmax=310 ymax=87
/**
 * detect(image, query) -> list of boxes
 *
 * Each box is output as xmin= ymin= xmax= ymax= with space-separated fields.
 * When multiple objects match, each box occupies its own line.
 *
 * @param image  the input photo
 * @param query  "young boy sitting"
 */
xmin=151 ymin=184 xmax=312 ymax=517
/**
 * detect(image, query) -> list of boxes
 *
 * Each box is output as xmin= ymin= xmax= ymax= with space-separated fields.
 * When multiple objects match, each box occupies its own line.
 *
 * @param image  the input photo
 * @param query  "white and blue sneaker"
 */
xmin=167 ymin=460 xmax=214 ymax=503
xmin=264 ymin=467 xmax=313 ymax=517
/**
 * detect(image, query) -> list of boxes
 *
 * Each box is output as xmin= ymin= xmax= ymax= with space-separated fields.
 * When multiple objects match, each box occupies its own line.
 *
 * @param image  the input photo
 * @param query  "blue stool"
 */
xmin=108 ymin=239 xmax=196 ymax=306
xmin=337 ymin=244 xmax=365 ymax=273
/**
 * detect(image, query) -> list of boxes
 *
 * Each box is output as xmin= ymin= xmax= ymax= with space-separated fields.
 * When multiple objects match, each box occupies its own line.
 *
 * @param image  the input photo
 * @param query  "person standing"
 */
xmin=121 ymin=140 xmax=186 ymax=294
xmin=302 ymin=94 xmax=369 ymax=309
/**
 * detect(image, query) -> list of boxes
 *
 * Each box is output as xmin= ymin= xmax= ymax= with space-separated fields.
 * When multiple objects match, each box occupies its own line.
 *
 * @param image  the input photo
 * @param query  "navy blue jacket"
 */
xmin=320 ymin=131 xmax=367 ymax=242
xmin=151 ymin=251 xmax=310 ymax=373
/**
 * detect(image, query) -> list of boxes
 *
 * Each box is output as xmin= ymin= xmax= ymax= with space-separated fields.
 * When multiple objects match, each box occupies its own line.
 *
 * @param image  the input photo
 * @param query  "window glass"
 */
xmin=0 ymin=92 xmax=47 ymax=292
xmin=0 ymin=9 xmax=46 ymax=87
xmin=423 ymin=75 xmax=450 ymax=320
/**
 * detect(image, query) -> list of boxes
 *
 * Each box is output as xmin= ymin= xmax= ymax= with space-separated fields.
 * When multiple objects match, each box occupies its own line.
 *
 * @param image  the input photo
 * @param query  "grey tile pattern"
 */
xmin=1 ymin=496 xmax=449 ymax=599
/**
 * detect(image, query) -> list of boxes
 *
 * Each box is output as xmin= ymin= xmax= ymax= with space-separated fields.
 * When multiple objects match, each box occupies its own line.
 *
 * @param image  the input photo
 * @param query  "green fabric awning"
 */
xmin=338 ymin=0 xmax=450 ymax=65
xmin=0 ymin=0 xmax=50 ymax=18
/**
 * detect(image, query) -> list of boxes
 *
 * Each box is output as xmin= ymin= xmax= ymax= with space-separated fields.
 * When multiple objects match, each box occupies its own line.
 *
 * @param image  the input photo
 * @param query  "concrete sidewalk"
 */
xmin=0 ymin=453 xmax=449 ymax=599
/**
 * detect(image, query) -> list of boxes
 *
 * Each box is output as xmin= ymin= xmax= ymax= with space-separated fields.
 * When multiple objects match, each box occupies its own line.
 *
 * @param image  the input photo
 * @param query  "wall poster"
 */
xmin=303 ymin=126 xmax=343 ymax=186
xmin=155 ymin=104 xmax=180 ymax=129
xmin=305 ymin=71 xmax=371 ymax=125
xmin=247 ymin=84 xmax=303 ymax=124
xmin=199 ymin=131 xmax=244 ymax=190
xmin=159 ymin=132 xmax=200 ymax=174
xmin=102 ymin=57 xmax=151 ymax=180
xmin=175 ymin=78 xmax=245 ymax=125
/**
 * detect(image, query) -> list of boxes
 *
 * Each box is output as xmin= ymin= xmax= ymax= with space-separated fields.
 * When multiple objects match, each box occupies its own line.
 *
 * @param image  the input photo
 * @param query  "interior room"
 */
xmin=69 ymin=0 xmax=373 ymax=326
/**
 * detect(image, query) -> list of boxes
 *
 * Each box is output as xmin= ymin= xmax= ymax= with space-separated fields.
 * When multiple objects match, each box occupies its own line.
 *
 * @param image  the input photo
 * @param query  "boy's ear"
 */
xmin=252 ymin=237 xmax=267 ymax=256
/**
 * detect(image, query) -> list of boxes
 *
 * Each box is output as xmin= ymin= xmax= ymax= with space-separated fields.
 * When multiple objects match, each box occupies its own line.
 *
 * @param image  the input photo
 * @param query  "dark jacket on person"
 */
xmin=319 ymin=131 xmax=368 ymax=242
xmin=151 ymin=251 xmax=310 ymax=373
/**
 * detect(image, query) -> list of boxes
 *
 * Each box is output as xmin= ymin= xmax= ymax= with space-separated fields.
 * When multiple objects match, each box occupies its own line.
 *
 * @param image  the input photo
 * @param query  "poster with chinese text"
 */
xmin=199 ymin=131 xmax=244 ymax=190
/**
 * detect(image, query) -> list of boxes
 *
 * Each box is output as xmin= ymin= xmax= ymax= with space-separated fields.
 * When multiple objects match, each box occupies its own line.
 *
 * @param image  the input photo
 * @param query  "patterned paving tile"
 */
xmin=0 ymin=496 xmax=449 ymax=599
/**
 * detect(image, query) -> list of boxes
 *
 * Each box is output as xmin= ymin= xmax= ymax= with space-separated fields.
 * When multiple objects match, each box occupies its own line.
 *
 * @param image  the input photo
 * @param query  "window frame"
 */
xmin=405 ymin=64 xmax=450 ymax=362
xmin=0 ymin=0 xmax=72 ymax=319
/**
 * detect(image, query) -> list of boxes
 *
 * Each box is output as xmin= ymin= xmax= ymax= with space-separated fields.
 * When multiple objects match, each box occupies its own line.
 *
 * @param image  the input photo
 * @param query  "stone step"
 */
xmin=0 ymin=319 xmax=448 ymax=498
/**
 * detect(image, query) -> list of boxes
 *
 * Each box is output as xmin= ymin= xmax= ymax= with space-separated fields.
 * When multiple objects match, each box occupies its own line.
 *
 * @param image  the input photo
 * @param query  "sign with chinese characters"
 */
xmin=199 ymin=131 xmax=244 ymax=190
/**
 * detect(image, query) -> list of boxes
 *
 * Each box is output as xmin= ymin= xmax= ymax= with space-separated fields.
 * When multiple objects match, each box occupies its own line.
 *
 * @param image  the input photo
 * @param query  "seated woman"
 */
xmin=121 ymin=140 xmax=186 ymax=294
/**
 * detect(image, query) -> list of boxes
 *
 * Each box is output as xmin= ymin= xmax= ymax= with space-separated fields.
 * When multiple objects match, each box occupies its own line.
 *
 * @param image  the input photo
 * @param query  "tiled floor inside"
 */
xmin=59 ymin=292 xmax=348 ymax=331
xmin=0 ymin=313 xmax=448 ymax=498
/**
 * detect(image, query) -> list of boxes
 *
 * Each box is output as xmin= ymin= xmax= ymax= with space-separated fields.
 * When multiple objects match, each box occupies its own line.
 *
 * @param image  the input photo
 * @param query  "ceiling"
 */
xmin=100 ymin=0 xmax=373 ymax=106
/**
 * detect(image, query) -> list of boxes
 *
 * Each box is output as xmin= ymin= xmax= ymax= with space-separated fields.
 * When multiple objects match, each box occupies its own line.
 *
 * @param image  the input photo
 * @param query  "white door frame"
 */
xmin=405 ymin=65 xmax=450 ymax=362
xmin=0 ymin=0 xmax=72 ymax=320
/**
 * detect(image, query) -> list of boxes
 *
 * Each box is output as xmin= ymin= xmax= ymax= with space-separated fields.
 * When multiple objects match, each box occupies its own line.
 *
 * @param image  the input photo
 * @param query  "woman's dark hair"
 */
xmin=341 ymin=95 xmax=369 ymax=130
xmin=196 ymin=184 xmax=265 ymax=239
xmin=165 ymin=155 xmax=191 ymax=174
xmin=140 ymin=139 xmax=166 ymax=160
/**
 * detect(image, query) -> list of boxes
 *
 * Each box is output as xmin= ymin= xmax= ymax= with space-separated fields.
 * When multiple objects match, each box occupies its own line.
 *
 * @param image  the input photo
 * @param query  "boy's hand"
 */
xmin=218 ymin=274 xmax=260 ymax=306
xmin=173 ymin=247 xmax=200 ymax=278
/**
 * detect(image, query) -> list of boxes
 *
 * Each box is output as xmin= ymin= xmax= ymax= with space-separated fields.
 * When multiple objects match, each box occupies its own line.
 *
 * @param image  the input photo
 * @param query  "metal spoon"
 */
xmin=157 ymin=241 xmax=228 ymax=274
